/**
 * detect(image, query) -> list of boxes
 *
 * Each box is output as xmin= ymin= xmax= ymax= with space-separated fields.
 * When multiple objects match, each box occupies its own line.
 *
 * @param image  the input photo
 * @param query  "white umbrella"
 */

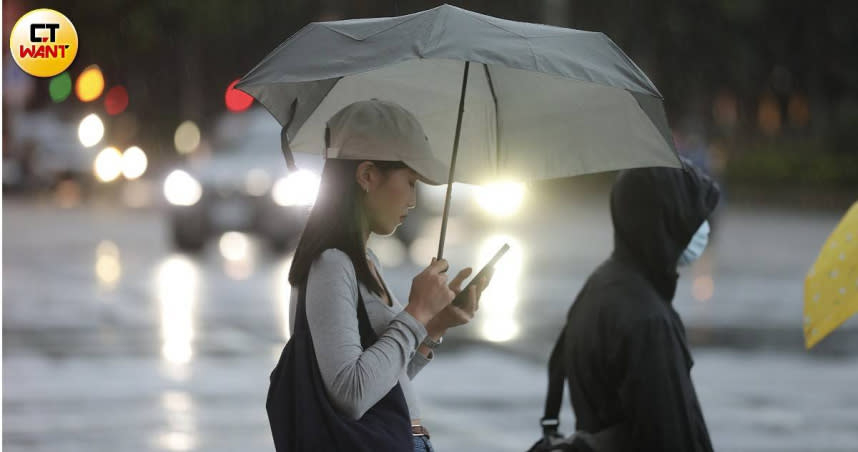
xmin=237 ymin=4 xmax=680 ymax=258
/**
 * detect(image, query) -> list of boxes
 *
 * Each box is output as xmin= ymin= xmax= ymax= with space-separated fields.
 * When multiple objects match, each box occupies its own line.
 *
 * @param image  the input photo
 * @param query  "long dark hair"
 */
xmin=288 ymin=158 xmax=408 ymax=295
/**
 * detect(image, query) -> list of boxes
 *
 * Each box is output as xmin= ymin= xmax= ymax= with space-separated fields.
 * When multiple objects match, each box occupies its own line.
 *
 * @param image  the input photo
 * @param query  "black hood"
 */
xmin=610 ymin=159 xmax=720 ymax=300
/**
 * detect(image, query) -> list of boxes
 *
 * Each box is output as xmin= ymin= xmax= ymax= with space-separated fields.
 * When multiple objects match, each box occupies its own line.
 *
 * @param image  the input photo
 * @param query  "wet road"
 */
xmin=3 ymin=192 xmax=857 ymax=451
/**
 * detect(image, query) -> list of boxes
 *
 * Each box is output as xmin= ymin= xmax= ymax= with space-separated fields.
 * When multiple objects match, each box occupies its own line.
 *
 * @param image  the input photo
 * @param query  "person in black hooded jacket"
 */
xmin=561 ymin=160 xmax=719 ymax=452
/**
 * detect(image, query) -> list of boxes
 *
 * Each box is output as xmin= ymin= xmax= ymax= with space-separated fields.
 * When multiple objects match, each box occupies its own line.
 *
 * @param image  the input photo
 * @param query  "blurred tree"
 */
xmin=4 ymin=0 xmax=857 ymax=168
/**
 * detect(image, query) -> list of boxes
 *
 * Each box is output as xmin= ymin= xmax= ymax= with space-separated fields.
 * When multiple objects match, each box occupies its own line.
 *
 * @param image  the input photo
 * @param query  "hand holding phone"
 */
xmin=451 ymin=243 xmax=509 ymax=307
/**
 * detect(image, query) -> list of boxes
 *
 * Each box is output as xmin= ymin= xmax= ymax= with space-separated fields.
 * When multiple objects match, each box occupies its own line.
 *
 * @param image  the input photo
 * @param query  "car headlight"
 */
xmin=164 ymin=170 xmax=203 ymax=206
xmin=272 ymin=169 xmax=320 ymax=207
xmin=474 ymin=182 xmax=525 ymax=218
xmin=93 ymin=147 xmax=123 ymax=183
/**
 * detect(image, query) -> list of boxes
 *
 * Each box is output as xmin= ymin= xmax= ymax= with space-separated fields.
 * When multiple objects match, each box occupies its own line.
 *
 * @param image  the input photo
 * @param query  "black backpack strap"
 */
xmin=541 ymin=325 xmax=567 ymax=438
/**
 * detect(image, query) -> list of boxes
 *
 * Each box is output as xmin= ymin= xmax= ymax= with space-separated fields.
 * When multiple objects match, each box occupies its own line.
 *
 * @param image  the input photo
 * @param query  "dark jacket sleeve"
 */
xmin=616 ymin=315 xmax=713 ymax=452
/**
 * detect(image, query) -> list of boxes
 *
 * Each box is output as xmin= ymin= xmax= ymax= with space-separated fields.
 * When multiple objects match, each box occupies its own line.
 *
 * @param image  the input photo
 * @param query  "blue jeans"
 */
xmin=413 ymin=435 xmax=435 ymax=452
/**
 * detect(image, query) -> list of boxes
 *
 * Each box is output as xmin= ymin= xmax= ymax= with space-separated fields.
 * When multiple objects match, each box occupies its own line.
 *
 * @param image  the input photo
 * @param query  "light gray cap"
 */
xmin=325 ymin=99 xmax=449 ymax=185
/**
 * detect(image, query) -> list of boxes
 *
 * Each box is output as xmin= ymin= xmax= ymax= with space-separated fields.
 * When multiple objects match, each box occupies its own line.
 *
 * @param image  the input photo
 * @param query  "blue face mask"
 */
xmin=678 ymin=220 xmax=710 ymax=267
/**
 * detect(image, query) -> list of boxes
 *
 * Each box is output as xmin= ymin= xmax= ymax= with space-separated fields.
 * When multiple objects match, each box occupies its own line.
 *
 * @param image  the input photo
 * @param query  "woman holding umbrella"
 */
xmin=243 ymin=7 xmax=685 ymax=451
xmin=268 ymin=99 xmax=492 ymax=451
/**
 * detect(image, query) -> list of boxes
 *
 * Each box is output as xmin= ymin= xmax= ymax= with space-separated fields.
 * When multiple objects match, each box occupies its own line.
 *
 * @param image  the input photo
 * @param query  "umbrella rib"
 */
xmin=437 ymin=61 xmax=471 ymax=260
xmin=483 ymin=64 xmax=500 ymax=177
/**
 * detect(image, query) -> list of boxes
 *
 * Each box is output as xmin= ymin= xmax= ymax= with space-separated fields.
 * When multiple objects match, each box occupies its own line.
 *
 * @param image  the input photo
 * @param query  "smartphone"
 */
xmin=452 ymin=243 xmax=510 ymax=307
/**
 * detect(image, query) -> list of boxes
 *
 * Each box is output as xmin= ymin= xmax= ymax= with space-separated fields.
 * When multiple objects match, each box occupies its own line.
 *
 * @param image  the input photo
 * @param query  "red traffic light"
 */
xmin=225 ymin=79 xmax=253 ymax=112
xmin=104 ymin=85 xmax=129 ymax=115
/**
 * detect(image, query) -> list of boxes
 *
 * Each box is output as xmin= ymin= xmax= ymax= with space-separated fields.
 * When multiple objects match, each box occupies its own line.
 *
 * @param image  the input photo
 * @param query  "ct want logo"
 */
xmin=10 ymin=9 xmax=78 ymax=78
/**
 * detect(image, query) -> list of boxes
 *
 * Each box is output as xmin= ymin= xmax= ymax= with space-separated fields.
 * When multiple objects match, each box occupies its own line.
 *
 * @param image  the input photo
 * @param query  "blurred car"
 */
xmin=6 ymin=111 xmax=100 ymax=192
xmin=394 ymin=180 xmax=527 ymax=246
xmin=163 ymin=109 xmax=323 ymax=252
xmin=162 ymin=109 xmax=526 ymax=252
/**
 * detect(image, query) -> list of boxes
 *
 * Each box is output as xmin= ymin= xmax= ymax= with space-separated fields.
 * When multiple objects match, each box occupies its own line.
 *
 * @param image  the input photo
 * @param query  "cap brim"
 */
xmin=407 ymin=157 xmax=450 ymax=186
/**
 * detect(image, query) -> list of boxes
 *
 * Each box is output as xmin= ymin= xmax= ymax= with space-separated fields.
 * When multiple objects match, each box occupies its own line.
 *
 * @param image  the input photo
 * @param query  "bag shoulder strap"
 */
xmin=539 ymin=324 xmax=630 ymax=452
xmin=296 ymin=259 xmax=377 ymax=351
xmin=354 ymin=286 xmax=377 ymax=350
xmin=541 ymin=325 xmax=567 ymax=437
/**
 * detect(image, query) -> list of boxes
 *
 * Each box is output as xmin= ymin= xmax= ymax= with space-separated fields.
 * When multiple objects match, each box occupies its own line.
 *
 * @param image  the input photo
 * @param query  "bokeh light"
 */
xmin=95 ymin=241 xmax=121 ymax=290
xmin=225 ymin=79 xmax=254 ymax=112
xmin=104 ymin=85 xmax=129 ymax=115
xmin=174 ymin=121 xmax=201 ymax=155
xmin=94 ymin=147 xmax=123 ymax=183
xmin=78 ymin=113 xmax=105 ymax=148
xmin=220 ymin=231 xmax=255 ymax=280
xmin=219 ymin=232 xmax=251 ymax=262
xmin=75 ymin=65 xmax=105 ymax=102
xmin=474 ymin=182 xmax=526 ymax=218
xmin=272 ymin=170 xmax=320 ymax=206
xmin=163 ymin=170 xmax=203 ymax=206
xmin=757 ymin=94 xmax=782 ymax=136
xmin=122 ymin=146 xmax=148 ymax=180
xmin=49 ymin=72 xmax=72 ymax=103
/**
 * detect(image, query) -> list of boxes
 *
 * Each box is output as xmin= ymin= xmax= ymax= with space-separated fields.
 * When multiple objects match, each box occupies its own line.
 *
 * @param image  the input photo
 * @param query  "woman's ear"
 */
xmin=355 ymin=161 xmax=376 ymax=193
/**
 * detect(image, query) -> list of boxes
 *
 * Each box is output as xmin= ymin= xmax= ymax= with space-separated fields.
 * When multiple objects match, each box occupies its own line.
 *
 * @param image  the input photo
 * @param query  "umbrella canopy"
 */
xmin=804 ymin=201 xmax=858 ymax=349
xmin=236 ymin=4 xmax=679 ymax=185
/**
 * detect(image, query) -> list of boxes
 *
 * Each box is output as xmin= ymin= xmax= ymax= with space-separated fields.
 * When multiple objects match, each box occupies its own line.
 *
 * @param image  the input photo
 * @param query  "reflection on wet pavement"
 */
xmin=4 ymin=198 xmax=858 ymax=451
xmin=158 ymin=391 xmax=197 ymax=451
xmin=477 ymin=234 xmax=523 ymax=342
xmin=95 ymin=240 xmax=121 ymax=290
xmin=156 ymin=255 xmax=198 ymax=366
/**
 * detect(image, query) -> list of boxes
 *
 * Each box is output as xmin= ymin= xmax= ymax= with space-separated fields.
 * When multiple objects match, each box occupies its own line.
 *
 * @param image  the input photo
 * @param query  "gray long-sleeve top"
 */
xmin=289 ymin=248 xmax=431 ymax=420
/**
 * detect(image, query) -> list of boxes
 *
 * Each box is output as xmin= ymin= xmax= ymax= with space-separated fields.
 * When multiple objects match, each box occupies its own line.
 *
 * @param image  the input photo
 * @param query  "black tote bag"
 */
xmin=267 ymin=282 xmax=413 ymax=451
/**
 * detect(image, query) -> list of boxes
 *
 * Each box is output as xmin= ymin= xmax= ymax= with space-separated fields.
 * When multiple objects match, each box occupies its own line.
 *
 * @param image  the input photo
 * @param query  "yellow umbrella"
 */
xmin=804 ymin=201 xmax=858 ymax=349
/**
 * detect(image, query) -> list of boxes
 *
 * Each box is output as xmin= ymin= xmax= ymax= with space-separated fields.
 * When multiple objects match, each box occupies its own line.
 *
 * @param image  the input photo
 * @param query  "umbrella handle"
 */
xmin=437 ymin=61 xmax=470 ymax=261
xmin=280 ymin=99 xmax=299 ymax=172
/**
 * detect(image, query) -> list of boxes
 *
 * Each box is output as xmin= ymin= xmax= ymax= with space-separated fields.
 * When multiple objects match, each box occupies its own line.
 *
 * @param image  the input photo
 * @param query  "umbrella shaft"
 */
xmin=437 ymin=61 xmax=470 ymax=260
